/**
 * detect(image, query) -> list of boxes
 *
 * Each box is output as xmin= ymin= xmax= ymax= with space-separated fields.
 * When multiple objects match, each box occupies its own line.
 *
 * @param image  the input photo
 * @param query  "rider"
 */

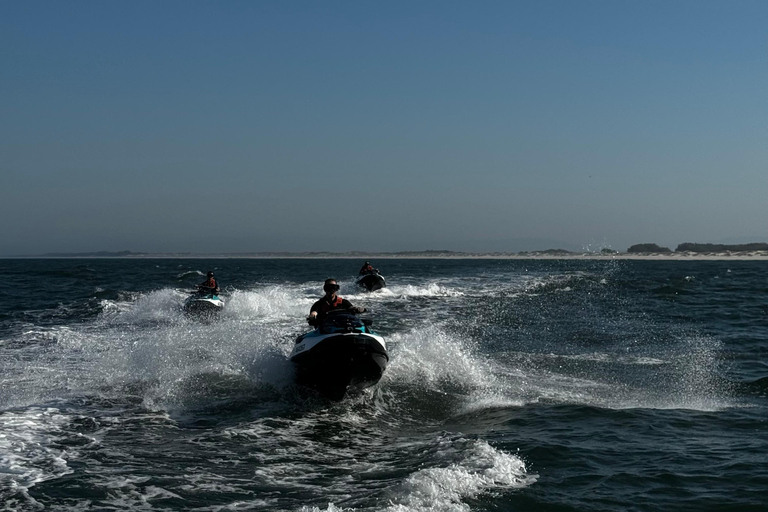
xmin=358 ymin=261 xmax=377 ymax=275
xmin=308 ymin=278 xmax=365 ymax=326
xmin=197 ymin=271 xmax=220 ymax=295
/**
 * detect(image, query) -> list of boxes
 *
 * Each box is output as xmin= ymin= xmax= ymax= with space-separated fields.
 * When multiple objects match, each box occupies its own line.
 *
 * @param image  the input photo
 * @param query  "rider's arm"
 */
xmin=342 ymin=299 xmax=366 ymax=313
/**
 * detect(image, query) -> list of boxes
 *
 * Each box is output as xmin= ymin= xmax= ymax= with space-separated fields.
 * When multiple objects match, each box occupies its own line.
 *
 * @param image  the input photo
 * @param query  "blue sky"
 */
xmin=2 ymin=1 xmax=766 ymax=254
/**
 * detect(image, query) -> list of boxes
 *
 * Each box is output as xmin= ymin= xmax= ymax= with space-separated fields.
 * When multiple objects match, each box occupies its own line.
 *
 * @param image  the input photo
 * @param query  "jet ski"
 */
xmin=356 ymin=272 xmax=386 ymax=292
xmin=290 ymin=310 xmax=388 ymax=400
xmin=183 ymin=292 xmax=224 ymax=316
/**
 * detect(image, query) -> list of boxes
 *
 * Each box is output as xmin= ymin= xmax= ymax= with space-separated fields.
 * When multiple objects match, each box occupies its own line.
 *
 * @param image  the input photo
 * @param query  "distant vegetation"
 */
xmin=537 ymin=249 xmax=573 ymax=255
xmin=676 ymin=243 xmax=768 ymax=253
xmin=625 ymin=242 xmax=768 ymax=254
xmin=626 ymin=243 xmax=672 ymax=253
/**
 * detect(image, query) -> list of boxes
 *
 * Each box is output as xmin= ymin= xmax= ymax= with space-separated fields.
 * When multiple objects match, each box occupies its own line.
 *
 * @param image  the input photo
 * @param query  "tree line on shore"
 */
xmin=626 ymin=243 xmax=768 ymax=253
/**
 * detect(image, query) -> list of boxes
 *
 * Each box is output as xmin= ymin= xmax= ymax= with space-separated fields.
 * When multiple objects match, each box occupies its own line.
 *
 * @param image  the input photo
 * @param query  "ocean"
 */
xmin=1 ymin=258 xmax=766 ymax=511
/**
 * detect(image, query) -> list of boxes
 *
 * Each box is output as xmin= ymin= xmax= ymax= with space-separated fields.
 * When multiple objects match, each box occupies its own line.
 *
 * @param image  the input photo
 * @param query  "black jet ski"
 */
xmin=183 ymin=292 xmax=224 ymax=317
xmin=289 ymin=310 xmax=388 ymax=400
xmin=356 ymin=272 xmax=386 ymax=292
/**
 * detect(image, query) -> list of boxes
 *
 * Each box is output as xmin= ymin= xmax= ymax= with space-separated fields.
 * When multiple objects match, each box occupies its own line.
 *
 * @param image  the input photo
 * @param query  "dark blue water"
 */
xmin=1 ymin=258 xmax=766 ymax=511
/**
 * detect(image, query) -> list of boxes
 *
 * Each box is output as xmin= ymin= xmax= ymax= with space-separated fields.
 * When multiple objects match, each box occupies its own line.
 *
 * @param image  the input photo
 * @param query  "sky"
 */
xmin=2 ymin=0 xmax=767 ymax=254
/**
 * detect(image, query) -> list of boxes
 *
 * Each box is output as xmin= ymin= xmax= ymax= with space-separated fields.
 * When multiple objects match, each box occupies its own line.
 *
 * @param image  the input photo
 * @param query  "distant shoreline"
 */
xmin=5 ymin=252 xmax=768 ymax=260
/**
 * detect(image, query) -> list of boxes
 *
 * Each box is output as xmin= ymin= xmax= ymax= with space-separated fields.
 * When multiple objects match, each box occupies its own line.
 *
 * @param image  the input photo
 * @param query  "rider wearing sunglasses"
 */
xmin=308 ymin=278 xmax=365 ymax=326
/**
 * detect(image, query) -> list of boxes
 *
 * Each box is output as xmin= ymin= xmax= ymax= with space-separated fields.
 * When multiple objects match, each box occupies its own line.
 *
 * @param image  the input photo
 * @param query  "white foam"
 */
xmin=2 ymin=284 xmax=329 ymax=412
xmin=556 ymin=352 xmax=667 ymax=365
xmin=176 ymin=269 xmax=205 ymax=279
xmin=102 ymin=288 xmax=186 ymax=325
xmin=385 ymin=283 xmax=465 ymax=298
xmin=343 ymin=283 xmax=464 ymax=303
xmin=298 ymin=504 xmax=351 ymax=512
xmin=83 ymin=475 xmax=186 ymax=510
xmin=289 ymin=436 xmax=535 ymax=512
xmin=521 ymin=273 xmax=584 ymax=294
xmin=489 ymin=335 xmax=733 ymax=412
xmin=223 ymin=286 xmax=310 ymax=321
xmin=0 ymin=408 xmax=74 ymax=502
xmin=385 ymin=326 xmax=496 ymax=392
xmin=383 ymin=439 xmax=535 ymax=512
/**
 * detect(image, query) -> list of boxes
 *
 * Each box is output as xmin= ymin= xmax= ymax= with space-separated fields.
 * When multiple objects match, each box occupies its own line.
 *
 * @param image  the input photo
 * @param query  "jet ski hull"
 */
xmin=356 ymin=273 xmax=386 ymax=291
xmin=184 ymin=295 xmax=224 ymax=317
xmin=290 ymin=332 xmax=388 ymax=400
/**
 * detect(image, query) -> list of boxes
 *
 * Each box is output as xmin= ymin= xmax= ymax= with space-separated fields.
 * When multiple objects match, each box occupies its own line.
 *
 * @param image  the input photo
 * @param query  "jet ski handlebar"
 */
xmin=307 ymin=308 xmax=368 ymax=326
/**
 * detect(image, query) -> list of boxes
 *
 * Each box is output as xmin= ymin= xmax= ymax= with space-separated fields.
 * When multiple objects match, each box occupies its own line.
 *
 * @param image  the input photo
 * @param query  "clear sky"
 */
xmin=2 ymin=1 xmax=766 ymax=254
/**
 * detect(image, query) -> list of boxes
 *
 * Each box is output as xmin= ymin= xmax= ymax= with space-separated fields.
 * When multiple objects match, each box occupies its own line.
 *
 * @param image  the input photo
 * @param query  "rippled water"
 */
xmin=1 ymin=258 xmax=766 ymax=511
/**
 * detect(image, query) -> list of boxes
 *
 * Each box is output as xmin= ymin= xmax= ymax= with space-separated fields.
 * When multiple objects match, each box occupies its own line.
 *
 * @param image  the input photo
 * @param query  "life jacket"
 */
xmin=202 ymin=278 xmax=216 ymax=288
xmin=316 ymin=295 xmax=344 ymax=315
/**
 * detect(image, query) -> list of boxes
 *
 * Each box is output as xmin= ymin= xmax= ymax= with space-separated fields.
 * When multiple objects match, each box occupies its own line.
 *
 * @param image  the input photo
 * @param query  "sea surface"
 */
xmin=1 ymin=258 xmax=767 ymax=511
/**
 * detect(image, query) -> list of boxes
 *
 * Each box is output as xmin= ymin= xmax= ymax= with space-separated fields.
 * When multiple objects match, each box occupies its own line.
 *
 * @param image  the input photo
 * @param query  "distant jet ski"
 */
xmin=183 ymin=292 xmax=224 ymax=316
xmin=356 ymin=272 xmax=386 ymax=292
xmin=290 ymin=311 xmax=388 ymax=400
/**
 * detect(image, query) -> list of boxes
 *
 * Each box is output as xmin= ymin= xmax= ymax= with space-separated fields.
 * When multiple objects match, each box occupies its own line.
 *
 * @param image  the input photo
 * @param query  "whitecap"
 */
xmin=0 ymin=408 xmax=75 ymax=506
xmin=382 ymin=438 xmax=535 ymax=512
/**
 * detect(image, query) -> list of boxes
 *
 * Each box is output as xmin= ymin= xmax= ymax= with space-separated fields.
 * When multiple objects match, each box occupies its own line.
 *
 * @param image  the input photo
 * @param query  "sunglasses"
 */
xmin=324 ymin=284 xmax=340 ymax=291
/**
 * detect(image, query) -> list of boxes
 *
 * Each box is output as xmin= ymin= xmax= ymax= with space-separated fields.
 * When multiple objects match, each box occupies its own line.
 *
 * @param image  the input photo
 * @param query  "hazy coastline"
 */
xmin=7 ymin=251 xmax=768 ymax=260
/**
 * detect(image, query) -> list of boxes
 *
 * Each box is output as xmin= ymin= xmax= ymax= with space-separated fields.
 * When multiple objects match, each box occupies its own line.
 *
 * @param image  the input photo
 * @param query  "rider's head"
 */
xmin=323 ymin=278 xmax=340 ymax=295
xmin=207 ymin=271 xmax=214 ymax=278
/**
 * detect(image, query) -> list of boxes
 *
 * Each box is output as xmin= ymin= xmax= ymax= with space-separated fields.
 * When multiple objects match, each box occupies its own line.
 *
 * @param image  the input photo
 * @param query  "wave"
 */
xmin=517 ymin=271 xmax=601 ymax=297
xmin=736 ymin=375 xmax=768 ymax=397
xmin=98 ymin=288 xmax=187 ymax=325
xmin=385 ymin=325 xmax=495 ymax=393
xmin=1 ymin=286 xmax=310 ymax=412
xmin=483 ymin=334 xmax=736 ymax=412
xmin=380 ymin=283 xmax=465 ymax=298
xmin=747 ymin=375 xmax=768 ymax=390
xmin=223 ymin=286 xmax=311 ymax=322
xmin=175 ymin=270 xmax=205 ymax=280
xmin=0 ymin=407 xmax=79 ymax=508
xmin=381 ymin=438 xmax=535 ymax=512
xmin=298 ymin=437 xmax=536 ymax=512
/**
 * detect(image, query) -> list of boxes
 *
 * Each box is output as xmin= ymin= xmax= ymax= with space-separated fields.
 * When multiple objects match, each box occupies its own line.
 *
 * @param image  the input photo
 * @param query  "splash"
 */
xmin=223 ymin=286 xmax=310 ymax=321
xmin=3 ymin=285 xmax=317 ymax=412
xmin=383 ymin=439 xmax=535 ymax=512
xmin=100 ymin=288 xmax=186 ymax=325
xmin=385 ymin=326 xmax=495 ymax=392
xmin=488 ymin=335 xmax=735 ymax=412
xmin=0 ymin=408 xmax=76 ymax=508
xmin=296 ymin=437 xmax=535 ymax=512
